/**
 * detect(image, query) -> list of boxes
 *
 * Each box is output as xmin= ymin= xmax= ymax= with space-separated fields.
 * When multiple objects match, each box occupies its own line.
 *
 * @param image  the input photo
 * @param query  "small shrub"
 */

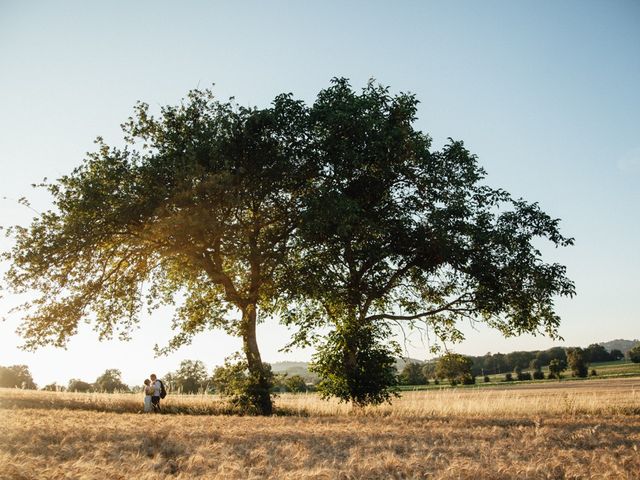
xmin=532 ymin=371 xmax=545 ymax=380
xmin=504 ymin=373 xmax=513 ymax=382
xmin=461 ymin=374 xmax=475 ymax=385
xmin=590 ymin=369 xmax=597 ymax=376
xmin=517 ymin=372 xmax=532 ymax=381
xmin=483 ymin=375 xmax=491 ymax=383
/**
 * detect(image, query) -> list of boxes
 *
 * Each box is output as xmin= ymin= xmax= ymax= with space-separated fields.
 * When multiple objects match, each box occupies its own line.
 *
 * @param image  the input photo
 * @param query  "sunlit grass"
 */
xmin=2 ymin=376 xmax=639 ymax=417
xmin=2 ymin=379 xmax=639 ymax=479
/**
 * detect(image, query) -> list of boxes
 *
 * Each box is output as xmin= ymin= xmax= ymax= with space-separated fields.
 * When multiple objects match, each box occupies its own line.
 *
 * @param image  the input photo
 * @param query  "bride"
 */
xmin=143 ymin=379 xmax=154 ymax=412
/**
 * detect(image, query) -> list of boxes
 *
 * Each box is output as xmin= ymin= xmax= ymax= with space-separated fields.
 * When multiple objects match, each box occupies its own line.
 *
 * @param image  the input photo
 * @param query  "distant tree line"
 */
xmin=60 ymin=369 xmax=130 ymax=393
xmin=0 ymin=365 xmax=132 ymax=393
xmin=465 ymin=343 xmax=624 ymax=377
xmin=398 ymin=343 xmax=632 ymax=386
xmin=0 ymin=360 xmax=314 ymax=397
xmin=3 ymin=341 xmax=637 ymax=394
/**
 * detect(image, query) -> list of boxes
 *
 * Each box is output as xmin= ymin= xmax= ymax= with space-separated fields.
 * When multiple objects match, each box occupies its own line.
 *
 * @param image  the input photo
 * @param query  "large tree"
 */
xmin=3 ymin=89 xmax=310 ymax=415
xmin=67 ymin=379 xmax=93 ymax=392
xmin=0 ymin=364 xmax=37 ymax=389
xmin=94 ymin=368 xmax=128 ymax=393
xmin=3 ymin=79 xmax=575 ymax=410
xmin=398 ymin=362 xmax=427 ymax=386
xmin=435 ymin=353 xmax=474 ymax=385
xmin=284 ymin=79 xmax=574 ymax=405
xmin=566 ymin=347 xmax=589 ymax=378
xmin=169 ymin=359 xmax=209 ymax=394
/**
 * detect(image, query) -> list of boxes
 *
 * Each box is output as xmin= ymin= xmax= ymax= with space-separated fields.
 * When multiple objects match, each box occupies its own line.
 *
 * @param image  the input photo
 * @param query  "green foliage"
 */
xmin=168 ymin=360 xmax=209 ymax=394
xmin=517 ymin=371 xmax=532 ymax=381
xmin=421 ymin=362 xmax=436 ymax=381
xmin=584 ymin=344 xmax=616 ymax=363
xmin=548 ymin=358 xmax=567 ymax=379
xmin=284 ymin=375 xmax=308 ymax=393
xmin=483 ymin=375 xmax=491 ymax=383
xmin=211 ymin=355 xmax=274 ymax=414
xmin=3 ymin=87 xmax=312 ymax=415
xmin=532 ymin=370 xmax=545 ymax=380
xmin=3 ymin=78 xmax=575 ymax=410
xmin=530 ymin=358 xmax=545 ymax=380
xmin=310 ymin=324 xmax=399 ymax=407
xmin=567 ymin=347 xmax=589 ymax=378
xmin=526 ymin=347 xmax=568 ymax=372
xmin=461 ymin=374 xmax=476 ymax=385
xmin=504 ymin=373 xmax=513 ymax=382
xmin=627 ymin=345 xmax=640 ymax=363
xmin=67 ymin=379 xmax=93 ymax=392
xmin=94 ymin=369 xmax=128 ymax=393
xmin=284 ymin=78 xmax=574 ymax=405
xmin=0 ymin=365 xmax=37 ymax=389
xmin=435 ymin=353 xmax=474 ymax=385
xmin=609 ymin=349 xmax=624 ymax=361
xmin=398 ymin=362 xmax=427 ymax=385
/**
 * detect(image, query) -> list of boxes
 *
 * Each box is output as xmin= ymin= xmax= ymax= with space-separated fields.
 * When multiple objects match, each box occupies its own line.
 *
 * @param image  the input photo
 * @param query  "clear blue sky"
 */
xmin=1 ymin=1 xmax=638 ymax=387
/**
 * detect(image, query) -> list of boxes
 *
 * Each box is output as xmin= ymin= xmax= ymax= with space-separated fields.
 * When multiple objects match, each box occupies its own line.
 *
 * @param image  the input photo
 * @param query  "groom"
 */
xmin=150 ymin=373 xmax=162 ymax=413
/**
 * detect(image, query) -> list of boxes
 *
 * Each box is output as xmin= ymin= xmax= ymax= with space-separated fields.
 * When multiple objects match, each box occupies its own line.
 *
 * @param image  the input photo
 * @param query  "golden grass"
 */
xmin=3 ymin=377 xmax=639 ymax=417
xmin=0 ymin=388 xmax=234 ymax=415
xmin=1 ymin=378 xmax=639 ymax=479
xmin=278 ymin=378 xmax=640 ymax=417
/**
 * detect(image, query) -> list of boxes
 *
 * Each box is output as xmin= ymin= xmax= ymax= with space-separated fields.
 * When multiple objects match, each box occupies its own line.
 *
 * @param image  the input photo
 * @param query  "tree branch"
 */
xmin=364 ymin=293 xmax=473 ymax=322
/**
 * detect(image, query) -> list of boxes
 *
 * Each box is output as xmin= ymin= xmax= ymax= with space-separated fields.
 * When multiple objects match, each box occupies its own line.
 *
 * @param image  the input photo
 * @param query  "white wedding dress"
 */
xmin=143 ymin=388 xmax=153 ymax=412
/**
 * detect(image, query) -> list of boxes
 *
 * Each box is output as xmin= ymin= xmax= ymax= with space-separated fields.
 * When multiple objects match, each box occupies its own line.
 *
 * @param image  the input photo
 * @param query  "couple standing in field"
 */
xmin=143 ymin=374 xmax=164 ymax=413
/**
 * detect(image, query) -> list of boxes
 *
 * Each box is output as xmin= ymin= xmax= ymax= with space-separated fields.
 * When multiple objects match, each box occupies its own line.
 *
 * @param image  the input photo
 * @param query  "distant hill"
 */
xmin=270 ymin=358 xmax=427 ymax=381
xmin=270 ymin=362 xmax=318 ymax=382
xmin=395 ymin=357 xmax=427 ymax=370
xmin=599 ymin=339 xmax=639 ymax=354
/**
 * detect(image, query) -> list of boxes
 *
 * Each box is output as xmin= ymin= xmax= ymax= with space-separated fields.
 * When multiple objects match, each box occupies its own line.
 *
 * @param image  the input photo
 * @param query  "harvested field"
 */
xmin=1 ymin=378 xmax=639 ymax=479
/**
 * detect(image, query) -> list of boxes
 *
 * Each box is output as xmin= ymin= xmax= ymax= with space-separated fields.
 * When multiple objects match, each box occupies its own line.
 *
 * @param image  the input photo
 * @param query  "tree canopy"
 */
xmin=3 ymin=78 xmax=574 ymax=410
xmin=283 ymin=79 xmax=574 ymax=404
xmin=4 ymin=89 xmax=310 ymax=414
xmin=398 ymin=362 xmax=428 ymax=386
xmin=167 ymin=359 xmax=209 ymax=394
xmin=435 ymin=353 xmax=474 ymax=385
xmin=0 ymin=365 xmax=36 ymax=389
xmin=67 ymin=379 xmax=93 ymax=393
xmin=628 ymin=345 xmax=640 ymax=363
xmin=566 ymin=347 xmax=589 ymax=378
xmin=94 ymin=368 xmax=128 ymax=393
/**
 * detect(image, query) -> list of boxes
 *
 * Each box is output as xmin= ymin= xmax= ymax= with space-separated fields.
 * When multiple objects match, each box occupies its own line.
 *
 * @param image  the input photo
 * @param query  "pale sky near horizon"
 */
xmin=0 ymin=1 xmax=638 ymax=387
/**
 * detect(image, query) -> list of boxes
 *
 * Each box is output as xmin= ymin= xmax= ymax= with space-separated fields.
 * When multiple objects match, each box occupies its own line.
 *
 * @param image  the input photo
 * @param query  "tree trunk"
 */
xmin=241 ymin=304 xmax=273 ymax=415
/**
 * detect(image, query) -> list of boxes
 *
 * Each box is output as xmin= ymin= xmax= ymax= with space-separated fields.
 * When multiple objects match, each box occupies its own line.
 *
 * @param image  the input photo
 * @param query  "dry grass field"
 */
xmin=1 ymin=378 xmax=639 ymax=479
